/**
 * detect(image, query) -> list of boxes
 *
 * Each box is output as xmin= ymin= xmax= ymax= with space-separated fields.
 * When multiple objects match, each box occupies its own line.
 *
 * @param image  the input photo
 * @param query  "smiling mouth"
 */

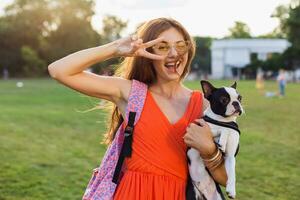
xmin=164 ymin=59 xmax=182 ymax=73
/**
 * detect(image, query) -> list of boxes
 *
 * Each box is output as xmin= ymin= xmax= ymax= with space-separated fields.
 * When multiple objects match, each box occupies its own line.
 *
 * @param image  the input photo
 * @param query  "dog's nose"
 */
xmin=232 ymin=101 xmax=240 ymax=108
xmin=232 ymin=101 xmax=242 ymax=115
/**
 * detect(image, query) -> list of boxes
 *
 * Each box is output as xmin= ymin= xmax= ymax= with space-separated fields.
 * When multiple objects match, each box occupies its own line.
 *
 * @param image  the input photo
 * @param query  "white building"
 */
xmin=211 ymin=39 xmax=291 ymax=79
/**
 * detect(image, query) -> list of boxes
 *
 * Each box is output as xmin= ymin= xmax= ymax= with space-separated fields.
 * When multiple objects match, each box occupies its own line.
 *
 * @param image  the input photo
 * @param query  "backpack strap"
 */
xmin=112 ymin=79 xmax=147 ymax=183
xmin=125 ymin=79 xmax=148 ymax=125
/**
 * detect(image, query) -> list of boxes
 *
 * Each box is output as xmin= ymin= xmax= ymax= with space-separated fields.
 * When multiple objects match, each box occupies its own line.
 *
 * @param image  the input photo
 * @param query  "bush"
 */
xmin=21 ymin=46 xmax=47 ymax=77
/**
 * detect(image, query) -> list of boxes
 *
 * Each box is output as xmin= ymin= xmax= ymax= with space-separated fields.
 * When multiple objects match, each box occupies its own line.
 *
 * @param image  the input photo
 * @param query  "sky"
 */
xmin=0 ymin=0 xmax=292 ymax=38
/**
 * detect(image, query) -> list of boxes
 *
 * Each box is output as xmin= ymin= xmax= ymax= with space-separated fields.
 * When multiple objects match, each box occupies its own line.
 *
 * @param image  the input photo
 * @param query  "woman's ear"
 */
xmin=200 ymin=80 xmax=216 ymax=99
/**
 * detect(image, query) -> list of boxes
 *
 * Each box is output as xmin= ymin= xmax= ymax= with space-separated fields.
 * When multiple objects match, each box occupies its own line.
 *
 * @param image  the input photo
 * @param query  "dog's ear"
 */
xmin=231 ymin=81 xmax=237 ymax=89
xmin=200 ymin=80 xmax=216 ymax=99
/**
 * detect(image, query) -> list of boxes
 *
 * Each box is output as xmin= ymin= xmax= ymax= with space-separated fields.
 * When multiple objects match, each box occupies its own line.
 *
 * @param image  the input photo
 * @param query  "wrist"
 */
xmin=198 ymin=142 xmax=217 ymax=159
xmin=107 ymin=40 xmax=119 ymax=58
xmin=202 ymin=145 xmax=224 ymax=171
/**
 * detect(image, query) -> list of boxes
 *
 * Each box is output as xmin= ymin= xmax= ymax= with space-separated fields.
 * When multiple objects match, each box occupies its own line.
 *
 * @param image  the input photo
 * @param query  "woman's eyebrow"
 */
xmin=159 ymin=40 xmax=168 ymax=44
xmin=159 ymin=40 xmax=185 ymax=43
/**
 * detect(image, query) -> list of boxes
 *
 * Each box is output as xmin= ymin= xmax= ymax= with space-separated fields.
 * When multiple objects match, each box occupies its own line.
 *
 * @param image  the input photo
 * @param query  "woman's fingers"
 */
xmin=143 ymin=37 xmax=165 ymax=48
xmin=130 ymin=34 xmax=139 ymax=41
xmin=124 ymin=36 xmax=167 ymax=60
xmin=194 ymin=118 xmax=207 ymax=127
xmin=139 ymin=50 xmax=166 ymax=60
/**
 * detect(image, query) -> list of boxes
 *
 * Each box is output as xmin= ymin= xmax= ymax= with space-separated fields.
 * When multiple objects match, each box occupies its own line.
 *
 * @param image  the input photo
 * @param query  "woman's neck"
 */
xmin=149 ymin=79 xmax=185 ymax=99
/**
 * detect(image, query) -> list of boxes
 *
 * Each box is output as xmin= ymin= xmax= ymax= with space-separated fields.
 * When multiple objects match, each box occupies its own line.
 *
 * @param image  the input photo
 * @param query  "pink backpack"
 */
xmin=82 ymin=79 xmax=148 ymax=200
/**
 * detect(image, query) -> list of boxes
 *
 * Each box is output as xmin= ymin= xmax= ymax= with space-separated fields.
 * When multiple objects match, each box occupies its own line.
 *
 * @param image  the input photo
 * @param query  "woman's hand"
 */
xmin=183 ymin=118 xmax=217 ymax=159
xmin=113 ymin=35 xmax=165 ymax=60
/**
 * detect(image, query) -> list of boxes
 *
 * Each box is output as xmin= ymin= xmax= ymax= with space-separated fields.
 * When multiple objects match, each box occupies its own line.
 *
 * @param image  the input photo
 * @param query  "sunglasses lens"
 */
xmin=175 ymin=41 xmax=189 ymax=53
xmin=155 ymin=43 xmax=169 ymax=52
xmin=153 ymin=41 xmax=190 ymax=55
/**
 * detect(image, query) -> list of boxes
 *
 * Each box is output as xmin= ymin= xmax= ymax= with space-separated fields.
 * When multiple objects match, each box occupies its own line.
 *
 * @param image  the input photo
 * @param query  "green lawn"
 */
xmin=0 ymin=78 xmax=299 ymax=200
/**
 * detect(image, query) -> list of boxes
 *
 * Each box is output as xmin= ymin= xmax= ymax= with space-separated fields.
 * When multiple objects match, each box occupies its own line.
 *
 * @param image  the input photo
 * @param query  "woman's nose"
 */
xmin=168 ymin=46 xmax=178 ymax=57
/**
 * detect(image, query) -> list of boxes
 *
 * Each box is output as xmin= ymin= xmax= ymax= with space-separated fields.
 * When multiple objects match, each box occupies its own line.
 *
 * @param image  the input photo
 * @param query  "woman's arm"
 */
xmin=48 ymin=41 xmax=131 ymax=104
xmin=183 ymin=119 xmax=228 ymax=186
xmin=200 ymin=97 xmax=227 ymax=185
xmin=48 ymin=36 xmax=164 ymax=104
xmin=201 ymin=143 xmax=228 ymax=186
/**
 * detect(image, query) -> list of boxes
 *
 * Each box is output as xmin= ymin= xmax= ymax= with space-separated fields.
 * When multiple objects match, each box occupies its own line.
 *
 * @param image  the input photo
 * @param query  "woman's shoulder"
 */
xmin=188 ymin=89 xmax=208 ymax=110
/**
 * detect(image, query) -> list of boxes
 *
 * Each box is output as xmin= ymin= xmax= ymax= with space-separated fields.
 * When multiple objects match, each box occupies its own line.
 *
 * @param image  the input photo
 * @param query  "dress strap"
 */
xmin=186 ymin=90 xmax=203 ymax=123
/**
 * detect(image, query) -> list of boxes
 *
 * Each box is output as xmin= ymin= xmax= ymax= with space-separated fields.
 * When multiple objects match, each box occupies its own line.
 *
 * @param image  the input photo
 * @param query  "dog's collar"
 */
xmin=203 ymin=115 xmax=241 ymax=135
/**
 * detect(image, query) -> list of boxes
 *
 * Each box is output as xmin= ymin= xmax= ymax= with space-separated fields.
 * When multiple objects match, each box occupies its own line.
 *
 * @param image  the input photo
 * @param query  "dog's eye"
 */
xmin=238 ymin=95 xmax=242 ymax=102
xmin=220 ymin=96 xmax=229 ymax=104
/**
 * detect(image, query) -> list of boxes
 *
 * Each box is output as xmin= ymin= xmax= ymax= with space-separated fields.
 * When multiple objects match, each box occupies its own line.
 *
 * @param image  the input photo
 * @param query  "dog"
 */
xmin=187 ymin=80 xmax=244 ymax=200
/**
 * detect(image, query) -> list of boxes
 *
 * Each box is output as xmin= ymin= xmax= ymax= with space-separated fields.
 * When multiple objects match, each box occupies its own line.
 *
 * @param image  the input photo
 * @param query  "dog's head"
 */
xmin=201 ymin=80 xmax=244 ymax=118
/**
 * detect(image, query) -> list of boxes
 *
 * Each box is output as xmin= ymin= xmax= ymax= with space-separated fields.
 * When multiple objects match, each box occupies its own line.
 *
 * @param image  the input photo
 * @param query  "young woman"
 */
xmin=48 ymin=17 xmax=227 ymax=199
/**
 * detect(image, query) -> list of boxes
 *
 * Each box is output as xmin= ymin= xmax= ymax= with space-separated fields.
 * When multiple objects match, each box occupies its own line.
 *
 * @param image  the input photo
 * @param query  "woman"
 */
xmin=48 ymin=18 xmax=227 ymax=199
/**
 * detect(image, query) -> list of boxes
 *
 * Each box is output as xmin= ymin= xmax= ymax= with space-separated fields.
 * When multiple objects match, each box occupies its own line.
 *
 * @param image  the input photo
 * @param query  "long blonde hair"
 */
xmin=103 ymin=17 xmax=196 ymax=145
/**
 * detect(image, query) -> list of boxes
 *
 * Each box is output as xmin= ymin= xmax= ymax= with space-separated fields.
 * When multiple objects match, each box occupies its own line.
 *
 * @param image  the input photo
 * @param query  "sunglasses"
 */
xmin=152 ymin=40 xmax=191 ymax=55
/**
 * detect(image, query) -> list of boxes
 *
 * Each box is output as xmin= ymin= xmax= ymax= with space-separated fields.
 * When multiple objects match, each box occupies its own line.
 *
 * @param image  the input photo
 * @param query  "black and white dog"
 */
xmin=187 ymin=80 xmax=244 ymax=200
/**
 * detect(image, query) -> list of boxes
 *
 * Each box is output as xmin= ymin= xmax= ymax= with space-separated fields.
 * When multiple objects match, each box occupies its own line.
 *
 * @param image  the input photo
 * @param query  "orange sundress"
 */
xmin=113 ymin=90 xmax=203 ymax=200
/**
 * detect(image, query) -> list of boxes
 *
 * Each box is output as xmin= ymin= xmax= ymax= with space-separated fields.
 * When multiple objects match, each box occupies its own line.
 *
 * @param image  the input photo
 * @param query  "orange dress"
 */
xmin=114 ymin=90 xmax=203 ymax=200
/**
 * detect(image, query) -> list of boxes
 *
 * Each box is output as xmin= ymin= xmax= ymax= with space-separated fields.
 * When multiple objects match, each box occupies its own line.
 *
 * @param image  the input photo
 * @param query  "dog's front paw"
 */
xmin=226 ymin=185 xmax=236 ymax=199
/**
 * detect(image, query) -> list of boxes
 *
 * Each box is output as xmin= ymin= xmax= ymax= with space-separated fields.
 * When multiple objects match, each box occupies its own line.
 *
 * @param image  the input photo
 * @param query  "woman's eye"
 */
xmin=158 ymin=45 xmax=169 ymax=51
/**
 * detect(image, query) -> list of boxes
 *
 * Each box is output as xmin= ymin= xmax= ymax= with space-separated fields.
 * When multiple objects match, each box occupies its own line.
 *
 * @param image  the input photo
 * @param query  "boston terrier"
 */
xmin=187 ymin=80 xmax=244 ymax=200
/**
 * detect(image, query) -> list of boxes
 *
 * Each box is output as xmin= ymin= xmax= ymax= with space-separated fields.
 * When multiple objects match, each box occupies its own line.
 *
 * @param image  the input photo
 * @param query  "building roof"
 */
xmin=211 ymin=38 xmax=290 ymax=50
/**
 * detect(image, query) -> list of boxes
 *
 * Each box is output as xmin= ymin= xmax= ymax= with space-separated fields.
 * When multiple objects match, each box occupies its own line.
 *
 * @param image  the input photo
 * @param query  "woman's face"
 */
xmin=152 ymin=27 xmax=189 ymax=83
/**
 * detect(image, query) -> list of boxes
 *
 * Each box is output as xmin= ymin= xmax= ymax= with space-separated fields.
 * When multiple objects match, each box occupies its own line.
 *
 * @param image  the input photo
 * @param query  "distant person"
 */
xmin=255 ymin=71 xmax=264 ymax=95
xmin=3 ymin=67 xmax=9 ymax=80
xmin=277 ymin=69 xmax=287 ymax=97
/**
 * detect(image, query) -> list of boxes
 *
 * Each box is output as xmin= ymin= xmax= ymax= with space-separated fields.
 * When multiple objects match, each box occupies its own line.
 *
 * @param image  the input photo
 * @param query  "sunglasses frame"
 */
xmin=152 ymin=40 xmax=191 ymax=55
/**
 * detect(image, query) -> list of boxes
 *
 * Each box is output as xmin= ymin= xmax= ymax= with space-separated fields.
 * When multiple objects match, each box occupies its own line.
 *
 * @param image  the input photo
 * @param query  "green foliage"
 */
xmin=244 ymin=53 xmax=285 ymax=77
xmin=21 ymin=46 xmax=46 ymax=77
xmin=42 ymin=0 xmax=99 ymax=63
xmin=285 ymin=2 xmax=300 ymax=68
xmin=0 ymin=0 xmax=128 ymax=77
xmin=192 ymin=36 xmax=212 ymax=74
xmin=227 ymin=21 xmax=251 ymax=38
xmin=101 ymin=15 xmax=128 ymax=43
xmin=0 ymin=0 xmax=101 ymax=77
xmin=92 ymin=15 xmax=128 ymax=74
xmin=248 ymin=1 xmax=300 ymax=72
xmin=271 ymin=4 xmax=290 ymax=38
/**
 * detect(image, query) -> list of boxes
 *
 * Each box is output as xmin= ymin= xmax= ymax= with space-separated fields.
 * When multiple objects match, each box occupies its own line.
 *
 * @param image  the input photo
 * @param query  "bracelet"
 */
xmin=204 ymin=153 xmax=224 ymax=171
xmin=202 ymin=147 xmax=220 ymax=162
xmin=203 ymin=148 xmax=224 ymax=171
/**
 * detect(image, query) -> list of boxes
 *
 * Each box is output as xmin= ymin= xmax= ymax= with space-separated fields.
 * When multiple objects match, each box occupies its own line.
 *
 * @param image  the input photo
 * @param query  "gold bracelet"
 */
xmin=207 ymin=157 xmax=224 ymax=171
xmin=204 ymin=150 xmax=224 ymax=171
xmin=204 ymin=154 xmax=221 ymax=168
xmin=203 ymin=147 xmax=220 ymax=162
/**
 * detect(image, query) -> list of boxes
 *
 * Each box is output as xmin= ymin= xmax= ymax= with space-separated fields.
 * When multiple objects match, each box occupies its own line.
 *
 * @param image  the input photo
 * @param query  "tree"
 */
xmin=101 ymin=15 xmax=128 ymax=43
xmin=21 ymin=46 xmax=46 ymax=77
xmin=92 ymin=15 xmax=128 ymax=74
xmin=271 ymin=0 xmax=300 ymax=70
xmin=191 ymin=37 xmax=212 ymax=75
xmin=44 ymin=0 xmax=99 ymax=63
xmin=271 ymin=4 xmax=290 ymax=38
xmin=0 ymin=0 xmax=101 ymax=77
xmin=0 ymin=0 xmax=52 ymax=77
xmin=285 ymin=1 xmax=300 ymax=69
xmin=227 ymin=21 xmax=251 ymax=38
xmin=246 ymin=0 xmax=300 ymax=75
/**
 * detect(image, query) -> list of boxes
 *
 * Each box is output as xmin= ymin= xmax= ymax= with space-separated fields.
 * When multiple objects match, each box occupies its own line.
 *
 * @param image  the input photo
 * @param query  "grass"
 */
xmin=0 ymin=78 xmax=299 ymax=200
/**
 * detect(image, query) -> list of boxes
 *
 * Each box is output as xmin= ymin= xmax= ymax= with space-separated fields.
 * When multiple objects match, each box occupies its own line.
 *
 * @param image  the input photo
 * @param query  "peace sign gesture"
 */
xmin=114 ymin=35 xmax=166 ymax=60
